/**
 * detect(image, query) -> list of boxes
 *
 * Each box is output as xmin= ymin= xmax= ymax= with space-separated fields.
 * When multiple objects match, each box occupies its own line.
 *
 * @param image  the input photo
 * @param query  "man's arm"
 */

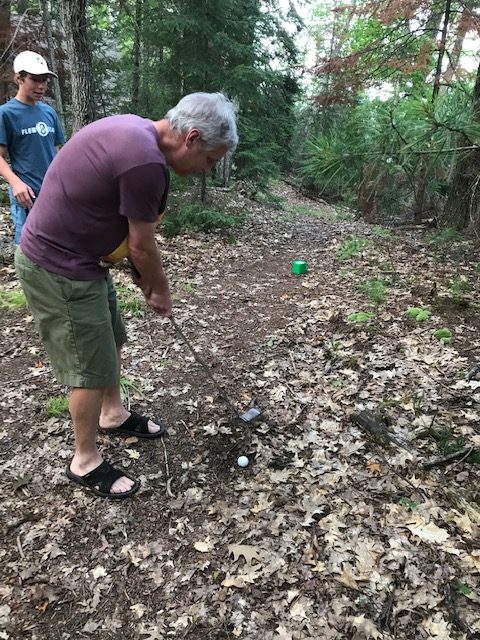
xmin=0 ymin=145 xmax=35 ymax=209
xmin=127 ymin=217 xmax=172 ymax=317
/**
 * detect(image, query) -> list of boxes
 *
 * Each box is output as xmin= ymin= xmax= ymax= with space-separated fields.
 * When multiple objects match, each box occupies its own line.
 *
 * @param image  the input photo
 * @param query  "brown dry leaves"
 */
xmin=0 ymin=187 xmax=479 ymax=639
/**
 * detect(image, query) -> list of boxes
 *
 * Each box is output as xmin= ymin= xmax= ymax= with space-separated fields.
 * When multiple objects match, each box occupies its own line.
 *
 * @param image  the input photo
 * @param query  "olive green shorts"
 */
xmin=15 ymin=247 xmax=127 ymax=388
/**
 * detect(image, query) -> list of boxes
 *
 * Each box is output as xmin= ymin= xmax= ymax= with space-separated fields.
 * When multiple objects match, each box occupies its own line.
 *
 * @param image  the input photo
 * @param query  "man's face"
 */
xmin=171 ymin=130 xmax=229 ymax=176
xmin=17 ymin=74 xmax=49 ymax=105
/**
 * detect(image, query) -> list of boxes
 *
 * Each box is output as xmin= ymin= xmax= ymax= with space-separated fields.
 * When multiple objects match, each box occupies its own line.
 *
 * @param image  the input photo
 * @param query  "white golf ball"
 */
xmin=237 ymin=455 xmax=249 ymax=468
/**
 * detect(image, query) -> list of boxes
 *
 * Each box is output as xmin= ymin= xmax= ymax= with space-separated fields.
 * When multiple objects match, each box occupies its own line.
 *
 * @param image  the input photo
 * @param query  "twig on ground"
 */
xmin=16 ymin=534 xmax=25 ymax=560
xmin=371 ymin=448 xmax=427 ymax=496
xmin=288 ymin=350 xmax=297 ymax=374
xmin=422 ymin=446 xmax=476 ymax=470
xmin=462 ymin=345 xmax=480 ymax=355
xmin=378 ymin=559 xmax=405 ymax=631
xmin=351 ymin=410 xmax=414 ymax=453
xmin=443 ymin=581 xmax=470 ymax=636
xmin=161 ymin=438 xmax=174 ymax=498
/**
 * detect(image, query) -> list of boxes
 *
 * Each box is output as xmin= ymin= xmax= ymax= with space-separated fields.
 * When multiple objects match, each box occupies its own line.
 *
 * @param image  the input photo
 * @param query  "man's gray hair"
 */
xmin=166 ymin=92 xmax=238 ymax=151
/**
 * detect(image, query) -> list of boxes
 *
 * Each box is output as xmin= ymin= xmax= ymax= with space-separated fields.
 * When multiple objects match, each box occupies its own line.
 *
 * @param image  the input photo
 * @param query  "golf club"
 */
xmin=169 ymin=316 xmax=261 ymax=423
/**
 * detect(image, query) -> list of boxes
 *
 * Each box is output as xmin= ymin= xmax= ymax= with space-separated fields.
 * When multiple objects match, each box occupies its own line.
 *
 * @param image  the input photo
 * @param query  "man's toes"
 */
xmin=111 ymin=476 xmax=134 ymax=494
xmin=148 ymin=420 xmax=161 ymax=434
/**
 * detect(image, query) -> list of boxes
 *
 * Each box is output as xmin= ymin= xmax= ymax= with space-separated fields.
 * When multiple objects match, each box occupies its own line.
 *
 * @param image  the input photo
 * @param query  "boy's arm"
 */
xmin=0 ymin=145 xmax=35 ymax=209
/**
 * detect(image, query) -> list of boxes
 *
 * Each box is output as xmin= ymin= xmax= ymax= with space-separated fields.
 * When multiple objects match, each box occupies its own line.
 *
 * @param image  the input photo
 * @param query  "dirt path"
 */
xmin=0 ymin=184 xmax=479 ymax=640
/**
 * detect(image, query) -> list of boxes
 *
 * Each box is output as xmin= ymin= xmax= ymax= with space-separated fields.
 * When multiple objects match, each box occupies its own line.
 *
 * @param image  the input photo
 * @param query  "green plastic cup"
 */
xmin=292 ymin=260 xmax=307 ymax=275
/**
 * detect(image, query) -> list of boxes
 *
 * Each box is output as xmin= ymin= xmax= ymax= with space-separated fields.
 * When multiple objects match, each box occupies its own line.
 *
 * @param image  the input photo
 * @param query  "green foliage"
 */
xmin=360 ymin=279 xmax=387 ymax=306
xmin=428 ymin=227 xmax=462 ymax=246
xmin=89 ymin=0 xmax=300 ymax=185
xmin=434 ymin=328 xmax=452 ymax=344
xmin=399 ymin=497 xmax=417 ymax=511
xmin=44 ymin=395 xmax=69 ymax=418
xmin=297 ymin=81 xmax=480 ymax=221
xmin=452 ymin=580 xmax=473 ymax=597
xmin=427 ymin=426 xmax=465 ymax=455
xmin=116 ymin=286 xmax=145 ymax=317
xmin=162 ymin=203 xmax=244 ymax=237
xmin=0 ymin=288 xmax=27 ymax=310
xmin=347 ymin=311 xmax=375 ymax=323
xmin=448 ymin=276 xmax=471 ymax=297
xmin=372 ymin=225 xmax=394 ymax=239
xmin=119 ymin=376 xmax=144 ymax=404
xmin=336 ymin=237 xmax=370 ymax=260
xmin=13 ymin=473 xmax=33 ymax=491
xmin=406 ymin=307 xmax=431 ymax=322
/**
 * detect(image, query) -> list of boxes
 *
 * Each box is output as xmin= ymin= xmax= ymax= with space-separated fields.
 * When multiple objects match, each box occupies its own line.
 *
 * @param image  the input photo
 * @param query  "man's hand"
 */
xmin=144 ymin=288 xmax=172 ymax=316
xmin=130 ymin=261 xmax=171 ymax=317
xmin=12 ymin=179 xmax=35 ymax=209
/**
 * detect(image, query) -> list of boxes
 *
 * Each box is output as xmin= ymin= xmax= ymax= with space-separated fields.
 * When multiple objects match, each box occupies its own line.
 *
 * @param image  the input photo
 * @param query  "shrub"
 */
xmin=162 ymin=203 xmax=244 ymax=237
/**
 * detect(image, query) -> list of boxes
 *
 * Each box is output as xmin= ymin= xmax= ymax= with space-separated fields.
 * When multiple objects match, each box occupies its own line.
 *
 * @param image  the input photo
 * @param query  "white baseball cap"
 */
xmin=13 ymin=51 xmax=57 ymax=77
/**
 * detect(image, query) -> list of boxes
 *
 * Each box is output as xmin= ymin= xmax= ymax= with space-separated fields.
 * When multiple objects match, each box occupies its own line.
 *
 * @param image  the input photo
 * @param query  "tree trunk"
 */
xmin=200 ymin=171 xmax=207 ymax=203
xmin=443 ymin=10 xmax=469 ymax=83
xmin=131 ymin=0 xmax=142 ymax=112
xmin=60 ymin=0 xmax=95 ymax=132
xmin=0 ymin=0 xmax=11 ymax=104
xmin=432 ymin=0 xmax=452 ymax=101
xmin=441 ymin=61 xmax=480 ymax=231
xmin=215 ymin=151 xmax=233 ymax=187
xmin=412 ymin=0 xmax=453 ymax=222
xmin=40 ymin=0 xmax=65 ymax=127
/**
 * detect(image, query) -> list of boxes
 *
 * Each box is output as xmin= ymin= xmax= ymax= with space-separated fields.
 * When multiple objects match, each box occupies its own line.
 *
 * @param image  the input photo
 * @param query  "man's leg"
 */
xmin=98 ymin=348 xmax=162 ymax=434
xmin=69 ymin=387 xmax=135 ymax=494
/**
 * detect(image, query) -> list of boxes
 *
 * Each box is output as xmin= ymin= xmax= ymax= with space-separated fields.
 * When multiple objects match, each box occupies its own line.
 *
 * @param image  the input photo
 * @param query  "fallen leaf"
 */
xmin=366 ymin=461 xmax=381 ymax=474
xmin=407 ymin=520 xmax=450 ymax=544
xmin=125 ymin=449 xmax=140 ymax=460
xmin=13 ymin=473 xmax=33 ymax=490
xmin=130 ymin=603 xmax=147 ymax=619
xmin=194 ymin=537 xmax=215 ymax=552
xmin=228 ymin=544 xmax=263 ymax=565
xmin=92 ymin=565 xmax=107 ymax=580
xmin=349 ymin=614 xmax=383 ymax=639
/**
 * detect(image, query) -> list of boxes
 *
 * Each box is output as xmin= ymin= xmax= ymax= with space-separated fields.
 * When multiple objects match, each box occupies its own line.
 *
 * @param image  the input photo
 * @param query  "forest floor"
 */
xmin=0 ymin=182 xmax=479 ymax=640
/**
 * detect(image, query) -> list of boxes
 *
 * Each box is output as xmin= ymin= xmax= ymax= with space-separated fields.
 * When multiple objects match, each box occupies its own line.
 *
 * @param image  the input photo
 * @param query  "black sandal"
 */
xmin=98 ymin=411 xmax=167 ymax=439
xmin=65 ymin=460 xmax=140 ymax=499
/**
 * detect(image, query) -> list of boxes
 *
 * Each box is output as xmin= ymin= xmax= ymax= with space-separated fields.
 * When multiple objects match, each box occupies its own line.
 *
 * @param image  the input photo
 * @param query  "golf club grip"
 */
xmin=169 ymin=317 xmax=240 ymax=418
xmin=129 ymin=259 xmax=141 ymax=279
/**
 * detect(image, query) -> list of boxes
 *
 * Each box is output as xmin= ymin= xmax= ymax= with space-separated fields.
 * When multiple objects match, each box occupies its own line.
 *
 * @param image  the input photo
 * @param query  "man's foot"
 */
xmin=66 ymin=459 xmax=139 ymax=499
xmin=98 ymin=411 xmax=167 ymax=439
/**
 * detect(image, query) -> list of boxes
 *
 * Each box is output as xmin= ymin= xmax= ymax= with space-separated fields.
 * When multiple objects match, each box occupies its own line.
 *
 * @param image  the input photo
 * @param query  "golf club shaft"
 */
xmin=169 ymin=316 xmax=240 ymax=418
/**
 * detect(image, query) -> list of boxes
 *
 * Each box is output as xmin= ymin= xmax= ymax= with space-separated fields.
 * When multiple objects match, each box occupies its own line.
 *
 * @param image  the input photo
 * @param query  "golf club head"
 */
xmin=239 ymin=407 xmax=261 ymax=423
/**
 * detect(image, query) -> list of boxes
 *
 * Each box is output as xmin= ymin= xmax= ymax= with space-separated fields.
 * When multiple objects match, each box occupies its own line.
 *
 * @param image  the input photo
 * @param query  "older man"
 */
xmin=15 ymin=92 xmax=238 ymax=499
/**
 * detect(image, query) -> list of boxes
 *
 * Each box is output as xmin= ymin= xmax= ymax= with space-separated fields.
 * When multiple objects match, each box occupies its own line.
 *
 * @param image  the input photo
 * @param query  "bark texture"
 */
xmin=60 ymin=0 xmax=95 ymax=132
xmin=0 ymin=0 xmax=11 ymax=104
xmin=441 ymin=61 xmax=480 ymax=232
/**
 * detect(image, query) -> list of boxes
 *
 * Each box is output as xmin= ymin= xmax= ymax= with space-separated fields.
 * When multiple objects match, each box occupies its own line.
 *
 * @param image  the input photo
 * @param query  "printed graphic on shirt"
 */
xmin=21 ymin=121 xmax=54 ymax=137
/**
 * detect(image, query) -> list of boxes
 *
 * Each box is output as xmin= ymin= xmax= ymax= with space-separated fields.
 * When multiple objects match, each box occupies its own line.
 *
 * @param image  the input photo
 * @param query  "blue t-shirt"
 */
xmin=0 ymin=98 xmax=65 ymax=195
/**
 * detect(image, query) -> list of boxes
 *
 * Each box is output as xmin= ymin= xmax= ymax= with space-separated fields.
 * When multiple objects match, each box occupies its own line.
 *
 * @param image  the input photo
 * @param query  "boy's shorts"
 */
xmin=15 ymin=247 xmax=127 ymax=388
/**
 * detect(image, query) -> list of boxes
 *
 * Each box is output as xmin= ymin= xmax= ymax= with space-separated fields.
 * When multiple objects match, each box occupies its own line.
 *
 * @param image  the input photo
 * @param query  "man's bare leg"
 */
xmin=69 ymin=387 xmax=135 ymax=494
xmin=98 ymin=348 xmax=161 ymax=434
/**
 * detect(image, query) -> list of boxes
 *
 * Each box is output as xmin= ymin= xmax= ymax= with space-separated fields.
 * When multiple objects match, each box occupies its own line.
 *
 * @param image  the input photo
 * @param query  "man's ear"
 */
xmin=185 ymin=129 xmax=201 ymax=147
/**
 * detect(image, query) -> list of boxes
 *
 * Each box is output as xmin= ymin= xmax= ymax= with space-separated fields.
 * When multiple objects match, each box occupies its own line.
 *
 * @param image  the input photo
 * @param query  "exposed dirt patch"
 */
xmin=0 ymin=184 xmax=479 ymax=640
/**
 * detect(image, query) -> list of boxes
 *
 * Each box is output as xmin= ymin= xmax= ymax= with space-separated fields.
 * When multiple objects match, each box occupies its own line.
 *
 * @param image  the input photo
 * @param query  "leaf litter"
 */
xmin=0 ymin=183 xmax=479 ymax=639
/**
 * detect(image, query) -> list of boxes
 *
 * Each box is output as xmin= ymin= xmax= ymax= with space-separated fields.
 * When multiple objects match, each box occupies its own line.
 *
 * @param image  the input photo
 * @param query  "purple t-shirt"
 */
xmin=21 ymin=114 xmax=169 ymax=280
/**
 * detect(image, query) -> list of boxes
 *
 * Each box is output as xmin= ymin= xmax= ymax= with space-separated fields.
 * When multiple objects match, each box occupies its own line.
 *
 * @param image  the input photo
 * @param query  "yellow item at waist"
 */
xmin=100 ymin=213 xmax=164 ymax=264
